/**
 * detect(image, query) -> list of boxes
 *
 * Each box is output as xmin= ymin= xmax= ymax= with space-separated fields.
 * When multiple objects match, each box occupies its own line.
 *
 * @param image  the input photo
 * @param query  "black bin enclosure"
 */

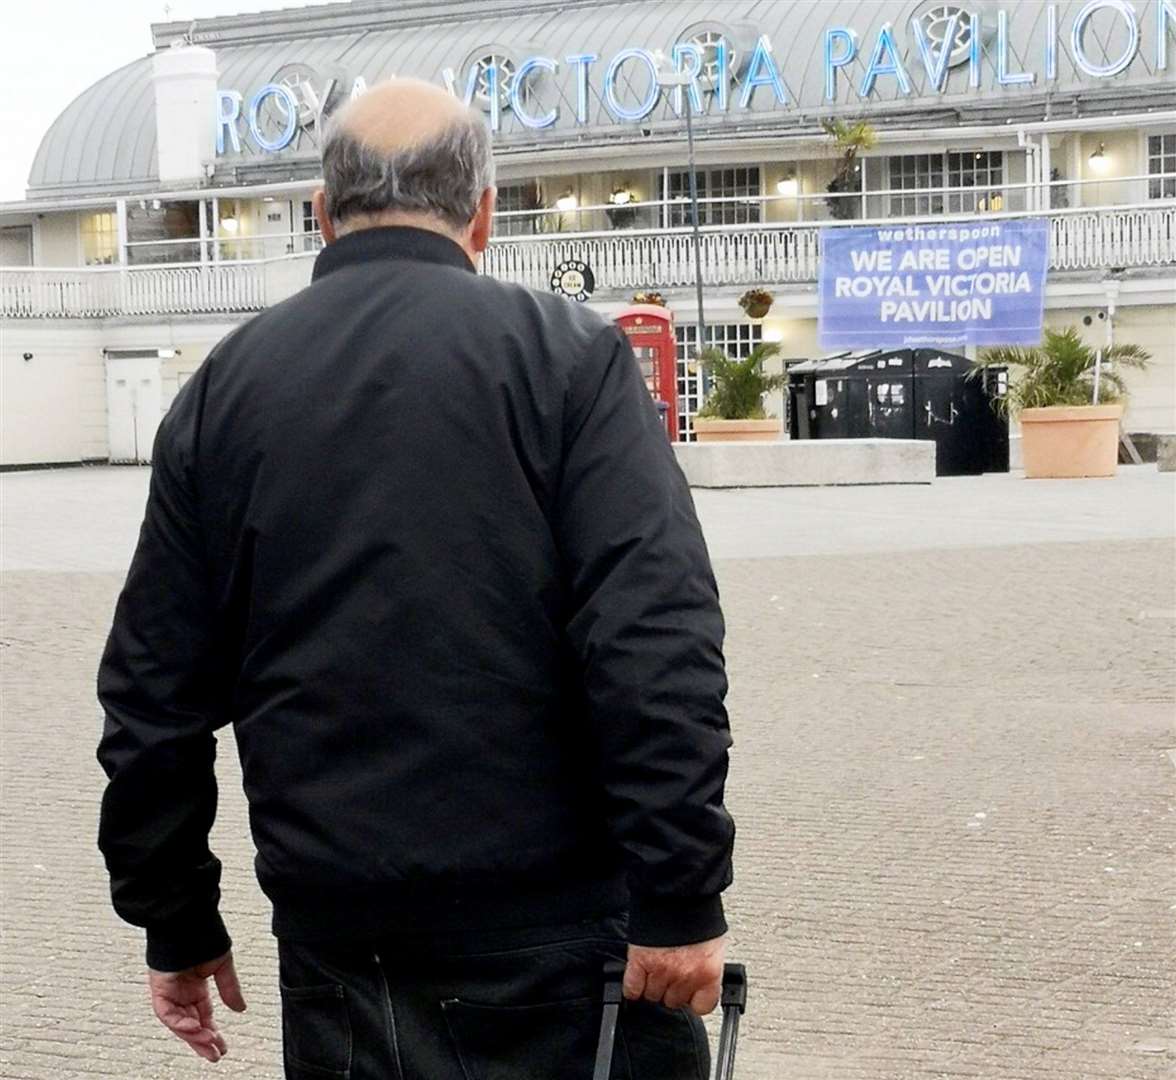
xmin=787 ymin=348 xmax=1008 ymax=476
xmin=788 ymin=352 xmax=863 ymax=441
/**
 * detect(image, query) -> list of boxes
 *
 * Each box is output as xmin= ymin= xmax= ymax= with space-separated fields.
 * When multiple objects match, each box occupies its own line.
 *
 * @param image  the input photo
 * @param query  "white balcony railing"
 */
xmin=2 ymin=205 xmax=1173 ymax=320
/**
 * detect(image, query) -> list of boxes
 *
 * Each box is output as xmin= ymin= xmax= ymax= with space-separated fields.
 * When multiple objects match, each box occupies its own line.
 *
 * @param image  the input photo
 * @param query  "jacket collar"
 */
xmin=312 ymin=225 xmax=476 ymax=281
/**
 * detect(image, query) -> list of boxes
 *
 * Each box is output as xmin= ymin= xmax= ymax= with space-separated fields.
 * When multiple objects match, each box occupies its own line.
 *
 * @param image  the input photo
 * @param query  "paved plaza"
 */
xmin=1 ymin=465 xmax=1174 ymax=1080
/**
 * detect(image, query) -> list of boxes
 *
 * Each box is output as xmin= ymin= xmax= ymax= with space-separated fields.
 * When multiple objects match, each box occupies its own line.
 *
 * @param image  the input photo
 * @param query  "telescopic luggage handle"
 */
xmin=592 ymin=961 xmax=748 ymax=1080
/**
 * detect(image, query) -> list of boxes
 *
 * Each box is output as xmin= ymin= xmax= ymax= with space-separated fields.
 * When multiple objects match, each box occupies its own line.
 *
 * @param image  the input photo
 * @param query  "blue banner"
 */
xmin=818 ymin=217 xmax=1049 ymax=350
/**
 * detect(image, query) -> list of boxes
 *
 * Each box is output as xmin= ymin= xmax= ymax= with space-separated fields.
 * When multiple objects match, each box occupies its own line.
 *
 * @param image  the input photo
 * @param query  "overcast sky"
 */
xmin=3 ymin=0 xmax=324 ymax=202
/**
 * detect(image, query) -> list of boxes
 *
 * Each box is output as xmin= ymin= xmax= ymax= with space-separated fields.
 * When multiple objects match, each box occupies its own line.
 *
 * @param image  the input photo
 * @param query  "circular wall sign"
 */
xmin=550 ymin=259 xmax=596 ymax=302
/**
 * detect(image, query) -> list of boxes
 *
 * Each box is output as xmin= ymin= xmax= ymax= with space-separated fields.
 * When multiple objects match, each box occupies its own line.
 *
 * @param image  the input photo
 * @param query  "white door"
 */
xmin=106 ymin=356 xmax=163 ymax=463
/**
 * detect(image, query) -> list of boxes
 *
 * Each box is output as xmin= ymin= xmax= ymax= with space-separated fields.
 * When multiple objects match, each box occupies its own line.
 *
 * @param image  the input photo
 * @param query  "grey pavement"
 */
xmin=2 ymin=465 xmax=1174 ymax=1079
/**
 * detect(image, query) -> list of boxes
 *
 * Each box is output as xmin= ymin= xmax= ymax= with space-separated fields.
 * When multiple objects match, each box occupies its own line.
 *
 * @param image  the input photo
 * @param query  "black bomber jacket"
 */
xmin=97 ymin=226 xmax=734 ymax=971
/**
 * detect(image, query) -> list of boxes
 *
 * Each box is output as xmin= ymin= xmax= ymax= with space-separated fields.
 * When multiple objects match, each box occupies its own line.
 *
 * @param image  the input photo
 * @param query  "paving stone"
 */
xmin=1 ymin=468 xmax=1173 ymax=1079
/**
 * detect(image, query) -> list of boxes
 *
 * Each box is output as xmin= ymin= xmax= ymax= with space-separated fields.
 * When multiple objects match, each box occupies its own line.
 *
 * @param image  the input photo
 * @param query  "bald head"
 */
xmin=329 ymin=79 xmax=474 ymax=158
xmin=317 ymin=77 xmax=496 ymax=248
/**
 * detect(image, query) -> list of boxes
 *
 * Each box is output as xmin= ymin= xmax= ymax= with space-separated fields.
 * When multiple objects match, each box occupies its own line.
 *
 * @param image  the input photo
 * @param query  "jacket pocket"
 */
xmin=280 ymin=981 xmax=351 ymax=1078
xmin=442 ymin=996 xmax=625 ymax=1080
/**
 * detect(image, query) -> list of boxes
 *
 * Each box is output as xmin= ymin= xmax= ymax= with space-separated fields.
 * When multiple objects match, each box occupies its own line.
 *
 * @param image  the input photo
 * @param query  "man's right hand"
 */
xmin=623 ymin=935 xmax=726 ymax=1015
xmin=148 ymin=950 xmax=247 ymax=1062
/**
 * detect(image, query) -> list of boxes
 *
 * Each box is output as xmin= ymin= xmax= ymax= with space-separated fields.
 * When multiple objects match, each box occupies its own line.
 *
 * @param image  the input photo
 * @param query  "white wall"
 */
xmin=34 ymin=213 xmax=80 ymax=267
xmin=1046 ymin=304 xmax=1176 ymax=435
xmin=0 ymin=318 xmax=245 ymax=467
xmin=0 ymin=322 xmax=106 ymax=465
xmin=98 ymin=319 xmax=243 ymax=411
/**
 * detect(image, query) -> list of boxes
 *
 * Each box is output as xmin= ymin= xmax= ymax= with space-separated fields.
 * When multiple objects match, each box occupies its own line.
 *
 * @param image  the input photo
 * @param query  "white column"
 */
xmin=1068 ymin=137 xmax=1083 ymax=209
xmin=1039 ymin=137 xmax=1052 ymax=211
xmin=115 ymin=199 xmax=128 ymax=265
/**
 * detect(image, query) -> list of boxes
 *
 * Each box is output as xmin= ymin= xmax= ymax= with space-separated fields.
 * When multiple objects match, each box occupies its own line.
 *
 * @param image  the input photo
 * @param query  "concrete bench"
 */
xmin=672 ymin=438 xmax=935 ymax=488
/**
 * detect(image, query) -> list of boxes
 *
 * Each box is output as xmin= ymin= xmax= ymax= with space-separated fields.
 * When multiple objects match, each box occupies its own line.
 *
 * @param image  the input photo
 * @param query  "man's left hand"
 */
xmin=148 ymin=950 xmax=247 ymax=1062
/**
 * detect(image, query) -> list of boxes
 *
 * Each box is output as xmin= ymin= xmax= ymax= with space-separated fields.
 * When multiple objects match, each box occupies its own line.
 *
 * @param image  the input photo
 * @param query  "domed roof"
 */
xmin=28 ymin=56 xmax=160 ymax=198
xmin=25 ymin=0 xmax=1172 ymax=198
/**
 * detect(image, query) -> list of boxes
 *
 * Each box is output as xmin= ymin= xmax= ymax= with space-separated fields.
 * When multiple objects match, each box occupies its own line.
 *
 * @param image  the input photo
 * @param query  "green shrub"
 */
xmin=972 ymin=327 xmax=1149 ymax=416
xmin=698 ymin=343 xmax=785 ymax=420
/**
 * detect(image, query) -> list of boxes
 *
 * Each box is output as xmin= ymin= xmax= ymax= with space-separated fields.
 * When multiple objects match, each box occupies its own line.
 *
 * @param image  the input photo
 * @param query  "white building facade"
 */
xmin=1 ymin=0 xmax=1174 ymax=465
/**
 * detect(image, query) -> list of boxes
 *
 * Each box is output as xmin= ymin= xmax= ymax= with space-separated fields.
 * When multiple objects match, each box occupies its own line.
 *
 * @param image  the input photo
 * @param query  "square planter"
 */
xmin=1019 ymin=404 xmax=1123 ymax=478
xmin=693 ymin=418 xmax=782 ymax=443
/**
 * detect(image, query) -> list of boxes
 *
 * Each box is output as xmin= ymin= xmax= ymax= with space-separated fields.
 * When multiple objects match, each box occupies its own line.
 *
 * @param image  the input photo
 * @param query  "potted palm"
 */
xmin=972 ymin=326 xmax=1149 ymax=478
xmin=822 ymin=118 xmax=877 ymax=221
xmin=692 ymin=343 xmax=786 ymax=442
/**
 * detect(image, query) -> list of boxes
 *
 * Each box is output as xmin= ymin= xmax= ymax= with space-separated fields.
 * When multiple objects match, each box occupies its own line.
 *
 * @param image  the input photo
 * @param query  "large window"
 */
xmin=888 ymin=152 xmax=1005 ymax=215
xmin=495 ymin=181 xmax=544 ymax=236
xmin=889 ymin=155 xmax=944 ymax=216
xmin=300 ymin=200 xmax=323 ymax=252
xmin=948 ymin=151 xmax=1004 ymax=212
xmin=126 ymin=201 xmax=200 ymax=264
xmin=0 ymin=225 xmax=33 ymax=267
xmin=660 ymin=167 xmax=761 ymax=226
xmin=675 ymin=322 xmax=763 ymax=441
xmin=1148 ymin=134 xmax=1176 ymax=199
xmin=81 ymin=212 xmax=117 ymax=265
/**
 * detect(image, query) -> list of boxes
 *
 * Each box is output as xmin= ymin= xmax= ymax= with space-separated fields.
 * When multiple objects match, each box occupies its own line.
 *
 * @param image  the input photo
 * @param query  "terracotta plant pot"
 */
xmin=693 ymin=418 xmax=782 ymax=443
xmin=1019 ymin=404 xmax=1123 ymax=478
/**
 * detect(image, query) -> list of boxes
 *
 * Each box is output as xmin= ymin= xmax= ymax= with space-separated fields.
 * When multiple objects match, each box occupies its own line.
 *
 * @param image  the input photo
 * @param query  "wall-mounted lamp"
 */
xmin=608 ymin=188 xmax=634 ymax=206
xmin=151 ymin=198 xmax=162 ymax=210
xmin=554 ymin=192 xmax=578 ymax=212
xmin=1088 ymin=142 xmax=1110 ymax=174
xmin=776 ymin=175 xmax=799 ymax=197
xmin=220 ymin=216 xmax=239 ymax=233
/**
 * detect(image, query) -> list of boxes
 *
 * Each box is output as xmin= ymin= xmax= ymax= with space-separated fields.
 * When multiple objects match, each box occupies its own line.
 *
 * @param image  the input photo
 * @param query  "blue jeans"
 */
xmin=278 ymin=915 xmax=710 ymax=1079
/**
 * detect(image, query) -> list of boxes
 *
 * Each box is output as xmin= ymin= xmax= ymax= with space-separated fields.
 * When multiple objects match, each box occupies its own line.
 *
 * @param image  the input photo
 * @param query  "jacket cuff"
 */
xmin=626 ymin=894 xmax=727 ymax=947
xmin=146 ymin=910 xmax=231 ymax=972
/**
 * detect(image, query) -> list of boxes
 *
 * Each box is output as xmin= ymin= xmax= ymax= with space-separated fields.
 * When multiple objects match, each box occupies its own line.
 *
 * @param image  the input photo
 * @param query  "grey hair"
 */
xmin=321 ymin=110 xmax=495 ymax=232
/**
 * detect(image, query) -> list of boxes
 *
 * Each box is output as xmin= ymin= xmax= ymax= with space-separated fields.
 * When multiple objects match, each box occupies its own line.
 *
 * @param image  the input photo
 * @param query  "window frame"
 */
xmin=887 ymin=150 xmax=1006 ymax=216
xmin=1146 ymin=133 xmax=1176 ymax=200
xmin=674 ymin=322 xmax=763 ymax=441
xmin=660 ymin=166 xmax=762 ymax=227
xmin=80 ymin=211 xmax=118 ymax=266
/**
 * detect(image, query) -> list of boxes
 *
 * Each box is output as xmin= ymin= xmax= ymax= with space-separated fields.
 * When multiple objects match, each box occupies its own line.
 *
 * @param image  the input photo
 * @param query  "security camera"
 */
xmin=22 ymin=352 xmax=33 ymax=361
xmin=641 ymin=127 xmax=652 ymax=137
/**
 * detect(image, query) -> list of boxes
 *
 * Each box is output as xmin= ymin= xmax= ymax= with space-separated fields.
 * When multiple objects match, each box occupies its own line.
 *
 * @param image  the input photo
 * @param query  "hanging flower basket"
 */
xmin=632 ymin=291 xmax=666 ymax=307
xmin=739 ymin=288 xmax=774 ymax=319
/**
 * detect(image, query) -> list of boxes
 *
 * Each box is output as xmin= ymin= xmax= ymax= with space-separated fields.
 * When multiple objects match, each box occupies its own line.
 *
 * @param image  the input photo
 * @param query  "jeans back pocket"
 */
xmin=280 ymin=981 xmax=352 ymax=1079
xmin=442 ymin=996 xmax=622 ymax=1080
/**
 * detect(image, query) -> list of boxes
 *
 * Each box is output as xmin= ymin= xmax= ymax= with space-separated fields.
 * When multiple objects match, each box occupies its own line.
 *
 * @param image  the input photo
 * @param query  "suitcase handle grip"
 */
xmin=593 ymin=960 xmax=747 ymax=1080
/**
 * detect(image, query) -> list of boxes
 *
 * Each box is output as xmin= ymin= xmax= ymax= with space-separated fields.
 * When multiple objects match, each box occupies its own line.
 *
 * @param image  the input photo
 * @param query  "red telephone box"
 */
xmin=615 ymin=305 xmax=678 ymax=441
